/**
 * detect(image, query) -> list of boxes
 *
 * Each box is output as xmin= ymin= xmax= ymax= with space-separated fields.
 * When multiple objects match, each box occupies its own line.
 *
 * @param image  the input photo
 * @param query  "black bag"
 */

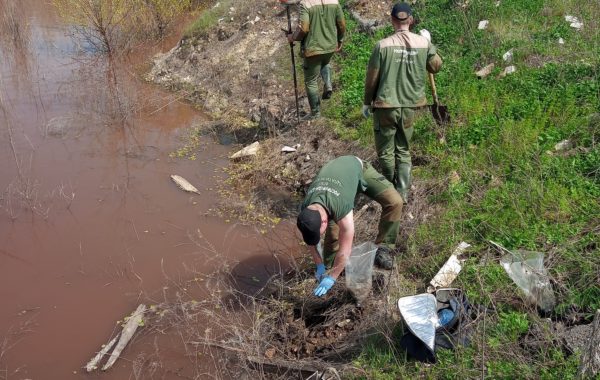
xmin=399 ymin=289 xmax=476 ymax=363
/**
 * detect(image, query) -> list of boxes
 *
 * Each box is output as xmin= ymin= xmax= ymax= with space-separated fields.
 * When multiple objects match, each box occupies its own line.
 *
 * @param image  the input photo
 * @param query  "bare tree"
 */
xmin=52 ymin=0 xmax=193 ymax=54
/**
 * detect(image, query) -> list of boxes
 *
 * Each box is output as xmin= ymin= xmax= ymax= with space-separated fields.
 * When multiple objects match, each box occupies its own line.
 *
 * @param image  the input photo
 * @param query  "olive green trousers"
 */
xmin=303 ymin=53 xmax=334 ymax=115
xmin=373 ymin=107 xmax=422 ymax=202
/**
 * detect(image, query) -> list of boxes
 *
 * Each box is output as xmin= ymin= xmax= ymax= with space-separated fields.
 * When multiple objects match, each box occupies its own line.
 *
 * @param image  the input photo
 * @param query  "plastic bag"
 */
xmin=500 ymin=249 xmax=556 ymax=313
xmin=345 ymin=242 xmax=377 ymax=303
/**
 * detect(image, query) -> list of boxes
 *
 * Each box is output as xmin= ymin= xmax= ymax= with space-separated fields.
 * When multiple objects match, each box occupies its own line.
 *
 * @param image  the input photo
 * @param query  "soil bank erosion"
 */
xmin=0 ymin=1 xmax=297 ymax=378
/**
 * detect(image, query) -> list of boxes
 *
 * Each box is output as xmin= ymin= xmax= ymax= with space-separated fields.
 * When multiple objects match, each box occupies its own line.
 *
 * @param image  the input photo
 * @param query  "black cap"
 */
xmin=391 ymin=2 xmax=412 ymax=20
xmin=297 ymin=208 xmax=321 ymax=246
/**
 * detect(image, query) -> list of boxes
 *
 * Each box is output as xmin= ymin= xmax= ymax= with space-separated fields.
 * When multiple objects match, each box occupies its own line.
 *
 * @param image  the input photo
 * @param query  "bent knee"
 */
xmin=376 ymin=188 xmax=403 ymax=220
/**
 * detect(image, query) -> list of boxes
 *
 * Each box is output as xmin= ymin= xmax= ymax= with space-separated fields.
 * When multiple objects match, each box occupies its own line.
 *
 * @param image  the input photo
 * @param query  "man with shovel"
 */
xmin=285 ymin=0 xmax=346 ymax=121
xmin=296 ymin=155 xmax=404 ymax=297
xmin=363 ymin=3 xmax=442 ymax=204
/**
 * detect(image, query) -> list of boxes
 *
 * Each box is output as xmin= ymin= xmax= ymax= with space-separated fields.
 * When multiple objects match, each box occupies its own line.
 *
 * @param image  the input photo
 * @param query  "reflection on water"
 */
xmin=0 ymin=1 xmax=31 ymax=77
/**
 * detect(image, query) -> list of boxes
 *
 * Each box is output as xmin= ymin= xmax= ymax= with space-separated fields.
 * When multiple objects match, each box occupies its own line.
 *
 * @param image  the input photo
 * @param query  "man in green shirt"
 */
xmin=296 ymin=155 xmax=403 ymax=297
xmin=287 ymin=0 xmax=346 ymax=120
xmin=363 ymin=3 xmax=442 ymax=203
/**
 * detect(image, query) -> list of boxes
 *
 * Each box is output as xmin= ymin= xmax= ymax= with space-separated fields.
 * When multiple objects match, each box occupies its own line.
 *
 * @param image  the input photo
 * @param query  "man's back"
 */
xmin=365 ymin=30 xmax=441 ymax=108
xmin=299 ymin=0 xmax=345 ymax=57
xmin=302 ymin=155 xmax=364 ymax=221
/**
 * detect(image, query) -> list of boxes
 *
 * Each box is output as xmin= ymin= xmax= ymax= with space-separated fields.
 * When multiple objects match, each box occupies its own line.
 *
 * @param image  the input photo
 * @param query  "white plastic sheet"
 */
xmin=496 ymin=245 xmax=556 ymax=313
xmin=398 ymin=294 xmax=440 ymax=353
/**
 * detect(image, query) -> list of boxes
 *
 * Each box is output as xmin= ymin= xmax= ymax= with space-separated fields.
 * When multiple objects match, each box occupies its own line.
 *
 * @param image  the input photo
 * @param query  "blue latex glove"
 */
xmin=314 ymin=275 xmax=336 ymax=297
xmin=362 ymin=105 xmax=371 ymax=118
xmin=315 ymin=263 xmax=326 ymax=282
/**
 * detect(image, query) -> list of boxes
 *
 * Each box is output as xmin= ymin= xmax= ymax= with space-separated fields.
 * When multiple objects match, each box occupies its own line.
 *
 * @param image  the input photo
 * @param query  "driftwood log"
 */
xmin=85 ymin=335 xmax=118 ymax=372
xmin=578 ymin=309 xmax=600 ymax=379
xmin=85 ymin=304 xmax=146 ymax=372
xmin=102 ymin=304 xmax=146 ymax=370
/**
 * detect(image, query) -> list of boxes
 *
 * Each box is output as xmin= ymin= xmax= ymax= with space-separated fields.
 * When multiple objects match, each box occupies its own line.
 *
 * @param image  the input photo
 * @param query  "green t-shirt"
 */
xmin=302 ymin=156 xmax=366 ymax=221
xmin=364 ymin=30 xmax=441 ymax=108
xmin=299 ymin=0 xmax=346 ymax=57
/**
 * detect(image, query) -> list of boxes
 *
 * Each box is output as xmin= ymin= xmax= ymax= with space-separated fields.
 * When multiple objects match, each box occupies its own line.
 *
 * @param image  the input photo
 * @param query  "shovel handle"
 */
xmin=428 ymin=72 xmax=440 ymax=105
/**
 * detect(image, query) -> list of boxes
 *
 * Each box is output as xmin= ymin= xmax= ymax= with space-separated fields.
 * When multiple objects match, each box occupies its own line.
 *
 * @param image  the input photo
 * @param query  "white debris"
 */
xmin=282 ymin=143 xmax=301 ymax=153
xmin=304 ymin=154 xmax=311 ymax=162
xmin=213 ymin=2 xmax=220 ymax=8
xmin=565 ymin=15 xmax=578 ymax=23
xmin=554 ymin=139 xmax=573 ymax=151
xmin=171 ymin=175 xmax=201 ymax=195
xmin=570 ymin=21 xmax=583 ymax=30
xmin=558 ymin=37 xmax=565 ymax=44
xmin=565 ymin=15 xmax=583 ymax=30
xmin=478 ymin=20 xmax=489 ymax=30
xmin=495 ymin=0 xmax=500 ymax=6
xmin=229 ymin=7 xmax=235 ymax=12
xmin=475 ymin=63 xmax=495 ymax=78
xmin=230 ymin=141 xmax=260 ymax=159
xmin=427 ymin=242 xmax=471 ymax=293
xmin=502 ymin=48 xmax=514 ymax=62
xmin=499 ymin=65 xmax=517 ymax=78
xmin=254 ymin=16 xmax=260 ymax=23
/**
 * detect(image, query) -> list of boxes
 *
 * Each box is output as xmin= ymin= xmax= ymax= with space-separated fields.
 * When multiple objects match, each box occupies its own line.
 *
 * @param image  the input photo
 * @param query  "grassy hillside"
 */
xmin=327 ymin=0 xmax=599 ymax=378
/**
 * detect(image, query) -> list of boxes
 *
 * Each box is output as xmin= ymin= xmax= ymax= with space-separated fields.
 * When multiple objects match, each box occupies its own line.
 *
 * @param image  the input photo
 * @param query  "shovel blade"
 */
xmin=431 ymin=104 xmax=450 ymax=126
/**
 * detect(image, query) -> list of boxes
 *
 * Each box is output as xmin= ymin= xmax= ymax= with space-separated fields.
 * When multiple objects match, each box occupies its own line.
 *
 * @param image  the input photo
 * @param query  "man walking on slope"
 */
xmin=363 ymin=3 xmax=442 ymax=203
xmin=296 ymin=156 xmax=404 ymax=297
xmin=287 ymin=0 xmax=346 ymax=120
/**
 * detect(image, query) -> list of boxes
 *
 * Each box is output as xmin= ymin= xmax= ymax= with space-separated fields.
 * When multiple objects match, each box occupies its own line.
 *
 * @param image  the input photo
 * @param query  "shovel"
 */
xmin=428 ymin=72 xmax=450 ymax=124
xmin=428 ymin=72 xmax=450 ymax=142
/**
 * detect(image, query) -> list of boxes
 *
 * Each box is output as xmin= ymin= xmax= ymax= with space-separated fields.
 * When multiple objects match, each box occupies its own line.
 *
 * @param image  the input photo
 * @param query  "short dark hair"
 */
xmin=296 ymin=208 xmax=321 ymax=246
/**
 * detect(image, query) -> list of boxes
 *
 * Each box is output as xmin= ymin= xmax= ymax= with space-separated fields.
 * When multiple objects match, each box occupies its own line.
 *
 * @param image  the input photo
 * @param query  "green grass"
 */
xmin=325 ymin=0 xmax=599 ymax=377
xmin=183 ymin=0 xmax=230 ymax=39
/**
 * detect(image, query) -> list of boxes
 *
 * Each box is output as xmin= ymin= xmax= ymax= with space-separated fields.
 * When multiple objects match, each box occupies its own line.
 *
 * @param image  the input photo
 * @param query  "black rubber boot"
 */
xmin=375 ymin=246 xmax=394 ymax=270
xmin=321 ymin=65 xmax=332 ymax=100
xmin=396 ymin=163 xmax=412 ymax=204
xmin=301 ymin=110 xmax=321 ymax=121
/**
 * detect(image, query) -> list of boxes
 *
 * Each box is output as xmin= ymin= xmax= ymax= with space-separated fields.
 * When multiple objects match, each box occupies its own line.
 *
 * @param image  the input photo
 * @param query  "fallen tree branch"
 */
xmin=85 ymin=304 xmax=146 ymax=372
xmin=102 ymin=304 xmax=146 ymax=370
xmin=246 ymin=355 xmax=324 ymax=374
xmin=85 ymin=334 xmax=119 ymax=372
xmin=190 ymin=340 xmax=246 ymax=354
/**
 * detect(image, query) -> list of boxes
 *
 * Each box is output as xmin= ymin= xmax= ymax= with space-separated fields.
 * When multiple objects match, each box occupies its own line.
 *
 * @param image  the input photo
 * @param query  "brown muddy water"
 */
xmin=0 ymin=1 xmax=296 ymax=379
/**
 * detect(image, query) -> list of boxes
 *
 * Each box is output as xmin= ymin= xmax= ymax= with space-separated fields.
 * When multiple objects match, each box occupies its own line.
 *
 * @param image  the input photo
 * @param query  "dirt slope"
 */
xmin=148 ymin=2 xmax=300 ymax=129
